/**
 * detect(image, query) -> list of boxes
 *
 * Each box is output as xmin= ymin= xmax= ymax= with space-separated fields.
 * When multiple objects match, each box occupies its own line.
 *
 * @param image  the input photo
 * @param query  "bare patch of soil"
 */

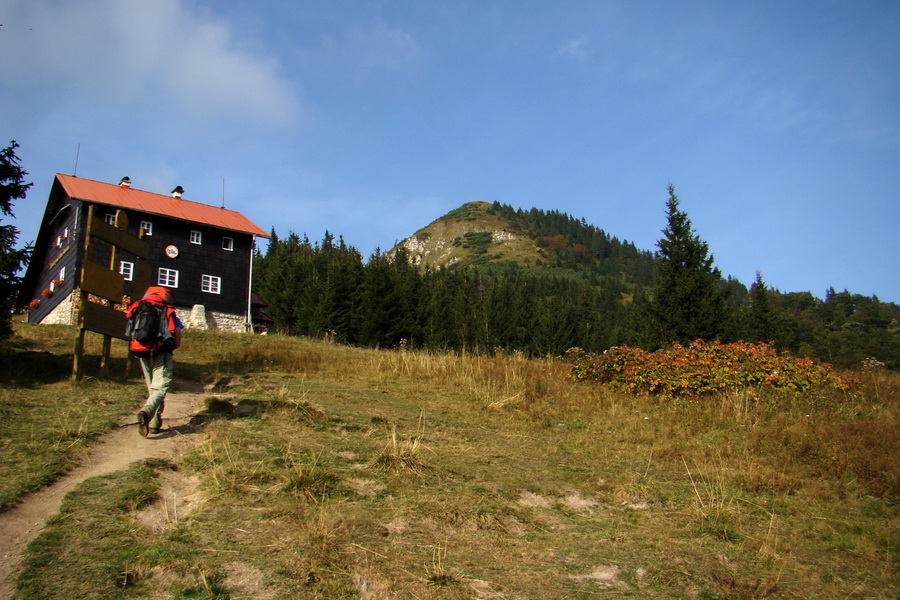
xmin=352 ymin=570 xmax=395 ymax=600
xmin=223 ymin=562 xmax=277 ymax=600
xmin=517 ymin=491 xmax=551 ymax=509
xmin=560 ymin=491 xmax=601 ymax=512
xmin=134 ymin=468 xmax=204 ymax=533
xmin=346 ymin=478 xmax=386 ymax=498
xmin=570 ymin=564 xmax=629 ymax=590
xmin=379 ymin=517 xmax=407 ymax=537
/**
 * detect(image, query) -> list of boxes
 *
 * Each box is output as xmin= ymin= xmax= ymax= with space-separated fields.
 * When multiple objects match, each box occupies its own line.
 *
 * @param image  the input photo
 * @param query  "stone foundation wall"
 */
xmin=37 ymin=297 xmax=249 ymax=333
xmin=180 ymin=304 xmax=248 ymax=332
xmin=39 ymin=293 xmax=76 ymax=325
xmin=208 ymin=310 xmax=250 ymax=332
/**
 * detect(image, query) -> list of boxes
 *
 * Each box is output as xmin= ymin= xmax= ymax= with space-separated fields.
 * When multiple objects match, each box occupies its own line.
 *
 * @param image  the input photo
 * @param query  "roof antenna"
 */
xmin=221 ymin=178 xmax=226 ymax=208
xmin=73 ymin=143 xmax=80 ymax=176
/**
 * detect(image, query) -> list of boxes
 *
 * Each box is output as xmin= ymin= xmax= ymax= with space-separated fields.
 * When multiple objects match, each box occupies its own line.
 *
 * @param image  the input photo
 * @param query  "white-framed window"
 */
xmin=104 ymin=214 xmax=116 ymax=225
xmin=158 ymin=268 xmax=179 ymax=288
xmin=49 ymin=266 xmax=67 ymax=292
xmin=190 ymin=230 xmax=202 ymax=245
xmin=119 ymin=261 xmax=134 ymax=281
xmin=201 ymin=274 xmax=222 ymax=294
xmin=222 ymin=237 xmax=234 ymax=251
xmin=140 ymin=220 xmax=153 ymax=236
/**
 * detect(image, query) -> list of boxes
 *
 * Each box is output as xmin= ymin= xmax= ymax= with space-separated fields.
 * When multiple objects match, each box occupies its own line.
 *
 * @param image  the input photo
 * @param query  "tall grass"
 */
xmin=375 ymin=347 xmax=593 ymax=414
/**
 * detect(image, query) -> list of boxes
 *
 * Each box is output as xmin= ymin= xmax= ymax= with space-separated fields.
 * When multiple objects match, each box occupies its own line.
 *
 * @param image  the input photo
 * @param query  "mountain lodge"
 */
xmin=20 ymin=174 xmax=272 ymax=332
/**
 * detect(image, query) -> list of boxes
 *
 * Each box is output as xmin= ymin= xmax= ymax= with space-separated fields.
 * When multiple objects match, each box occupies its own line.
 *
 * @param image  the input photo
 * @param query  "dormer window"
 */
xmin=140 ymin=221 xmax=153 ymax=236
xmin=222 ymin=237 xmax=234 ymax=251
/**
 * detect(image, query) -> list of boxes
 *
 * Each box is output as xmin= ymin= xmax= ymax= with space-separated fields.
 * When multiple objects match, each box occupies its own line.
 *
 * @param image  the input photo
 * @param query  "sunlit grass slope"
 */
xmin=4 ymin=324 xmax=898 ymax=599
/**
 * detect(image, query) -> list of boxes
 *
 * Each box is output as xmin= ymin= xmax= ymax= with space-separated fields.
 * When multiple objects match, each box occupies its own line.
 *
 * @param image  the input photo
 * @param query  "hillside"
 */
xmin=2 ymin=324 xmax=898 ymax=598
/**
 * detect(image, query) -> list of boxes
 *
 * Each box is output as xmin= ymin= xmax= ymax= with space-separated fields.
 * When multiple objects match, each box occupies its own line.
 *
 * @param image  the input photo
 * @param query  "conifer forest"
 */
xmin=254 ymin=200 xmax=900 ymax=371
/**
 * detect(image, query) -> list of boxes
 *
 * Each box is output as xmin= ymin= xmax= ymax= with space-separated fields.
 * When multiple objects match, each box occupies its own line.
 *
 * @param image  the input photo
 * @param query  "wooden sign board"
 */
xmin=82 ymin=301 xmax=128 ymax=340
xmin=89 ymin=217 xmax=150 ymax=259
xmin=131 ymin=259 xmax=151 ymax=295
xmin=81 ymin=261 xmax=125 ymax=303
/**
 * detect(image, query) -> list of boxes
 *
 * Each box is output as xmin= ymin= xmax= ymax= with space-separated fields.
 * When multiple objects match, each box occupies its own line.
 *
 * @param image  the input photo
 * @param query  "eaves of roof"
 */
xmin=56 ymin=173 xmax=270 ymax=238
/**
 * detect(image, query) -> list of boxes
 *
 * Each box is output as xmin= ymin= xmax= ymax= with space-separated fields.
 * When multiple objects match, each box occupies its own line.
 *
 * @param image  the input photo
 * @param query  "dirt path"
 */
xmin=0 ymin=382 xmax=208 ymax=600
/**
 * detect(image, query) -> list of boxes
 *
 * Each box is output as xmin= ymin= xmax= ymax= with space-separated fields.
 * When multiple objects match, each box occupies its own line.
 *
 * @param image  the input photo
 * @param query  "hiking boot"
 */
xmin=137 ymin=411 xmax=149 ymax=437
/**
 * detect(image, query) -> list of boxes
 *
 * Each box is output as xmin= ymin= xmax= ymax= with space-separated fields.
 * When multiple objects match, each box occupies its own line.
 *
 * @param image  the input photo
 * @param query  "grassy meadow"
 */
xmin=1 ymin=322 xmax=898 ymax=599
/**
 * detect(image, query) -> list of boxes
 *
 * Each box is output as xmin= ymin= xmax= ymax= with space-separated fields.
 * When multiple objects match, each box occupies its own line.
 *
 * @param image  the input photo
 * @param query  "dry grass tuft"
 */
xmin=424 ymin=542 xmax=461 ymax=586
xmin=253 ymin=379 xmax=329 ymax=422
xmin=371 ymin=420 xmax=429 ymax=475
xmin=683 ymin=457 xmax=739 ymax=542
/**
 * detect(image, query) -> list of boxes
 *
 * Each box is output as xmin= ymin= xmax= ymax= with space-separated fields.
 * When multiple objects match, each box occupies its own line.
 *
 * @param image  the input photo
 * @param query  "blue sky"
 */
xmin=2 ymin=0 xmax=898 ymax=303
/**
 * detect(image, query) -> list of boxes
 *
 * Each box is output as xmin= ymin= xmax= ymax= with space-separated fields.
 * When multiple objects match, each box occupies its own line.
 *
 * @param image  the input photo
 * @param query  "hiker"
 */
xmin=125 ymin=286 xmax=183 ymax=436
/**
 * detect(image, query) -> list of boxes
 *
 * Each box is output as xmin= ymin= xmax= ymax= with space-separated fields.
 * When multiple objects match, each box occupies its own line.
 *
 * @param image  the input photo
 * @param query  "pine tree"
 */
xmin=650 ymin=184 xmax=725 ymax=344
xmin=748 ymin=271 xmax=775 ymax=343
xmin=1 ymin=141 xmax=33 ymax=341
xmin=356 ymin=249 xmax=400 ymax=347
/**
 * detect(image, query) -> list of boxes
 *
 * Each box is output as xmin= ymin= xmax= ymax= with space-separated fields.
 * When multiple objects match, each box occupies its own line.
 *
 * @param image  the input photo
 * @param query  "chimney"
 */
xmin=171 ymin=186 xmax=184 ymax=198
xmin=119 ymin=176 xmax=131 ymax=188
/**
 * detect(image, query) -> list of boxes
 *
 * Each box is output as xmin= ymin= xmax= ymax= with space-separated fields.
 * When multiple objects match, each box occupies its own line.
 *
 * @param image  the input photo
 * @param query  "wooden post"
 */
xmin=99 ymin=210 xmax=128 ymax=378
xmin=72 ymin=207 xmax=95 ymax=381
xmin=72 ymin=326 xmax=86 ymax=381
xmin=99 ymin=336 xmax=113 ymax=377
xmin=125 ymin=228 xmax=149 ymax=376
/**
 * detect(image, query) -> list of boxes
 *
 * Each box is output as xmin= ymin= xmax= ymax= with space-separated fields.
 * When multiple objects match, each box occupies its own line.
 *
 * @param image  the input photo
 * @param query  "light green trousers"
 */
xmin=139 ymin=352 xmax=174 ymax=430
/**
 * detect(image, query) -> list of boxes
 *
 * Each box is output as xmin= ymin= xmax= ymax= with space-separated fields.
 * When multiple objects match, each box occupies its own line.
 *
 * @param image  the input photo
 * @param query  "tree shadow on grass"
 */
xmin=0 ymin=346 xmax=166 ymax=389
xmin=0 ymin=348 xmax=75 ymax=387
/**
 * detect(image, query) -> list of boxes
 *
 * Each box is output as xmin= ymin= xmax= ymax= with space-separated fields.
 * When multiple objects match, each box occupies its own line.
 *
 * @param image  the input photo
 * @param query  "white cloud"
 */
xmin=0 ymin=0 xmax=300 ymax=127
xmin=312 ymin=21 xmax=425 ymax=82
xmin=558 ymin=35 xmax=589 ymax=59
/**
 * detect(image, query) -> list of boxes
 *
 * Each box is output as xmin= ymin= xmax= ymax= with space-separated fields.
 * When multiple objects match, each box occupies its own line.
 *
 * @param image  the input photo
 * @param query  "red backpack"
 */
xmin=125 ymin=290 xmax=177 ymax=355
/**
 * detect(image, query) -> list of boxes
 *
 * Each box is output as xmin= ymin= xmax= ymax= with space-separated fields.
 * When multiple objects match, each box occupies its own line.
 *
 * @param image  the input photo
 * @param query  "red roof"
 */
xmin=56 ymin=173 xmax=270 ymax=238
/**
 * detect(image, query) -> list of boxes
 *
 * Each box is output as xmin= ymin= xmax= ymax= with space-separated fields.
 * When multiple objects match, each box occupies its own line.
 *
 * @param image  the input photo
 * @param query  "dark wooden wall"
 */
xmin=89 ymin=204 xmax=255 ymax=315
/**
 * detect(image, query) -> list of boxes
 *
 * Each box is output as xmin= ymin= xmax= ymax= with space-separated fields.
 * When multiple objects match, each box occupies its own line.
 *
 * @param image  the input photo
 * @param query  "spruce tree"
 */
xmin=650 ymin=184 xmax=725 ymax=344
xmin=0 ymin=141 xmax=32 ymax=341
xmin=748 ymin=271 xmax=775 ymax=343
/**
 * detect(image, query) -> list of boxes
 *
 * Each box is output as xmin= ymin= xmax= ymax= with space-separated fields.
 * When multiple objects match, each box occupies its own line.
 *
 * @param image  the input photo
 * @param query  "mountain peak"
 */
xmin=392 ymin=201 xmax=543 ymax=269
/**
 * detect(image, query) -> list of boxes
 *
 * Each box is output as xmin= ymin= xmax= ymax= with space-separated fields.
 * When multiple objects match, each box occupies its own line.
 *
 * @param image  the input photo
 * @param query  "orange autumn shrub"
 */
xmin=566 ymin=339 xmax=850 ymax=398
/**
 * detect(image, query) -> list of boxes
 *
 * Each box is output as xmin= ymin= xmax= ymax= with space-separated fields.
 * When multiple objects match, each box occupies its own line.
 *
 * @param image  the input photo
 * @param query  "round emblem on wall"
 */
xmin=165 ymin=245 xmax=179 ymax=259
